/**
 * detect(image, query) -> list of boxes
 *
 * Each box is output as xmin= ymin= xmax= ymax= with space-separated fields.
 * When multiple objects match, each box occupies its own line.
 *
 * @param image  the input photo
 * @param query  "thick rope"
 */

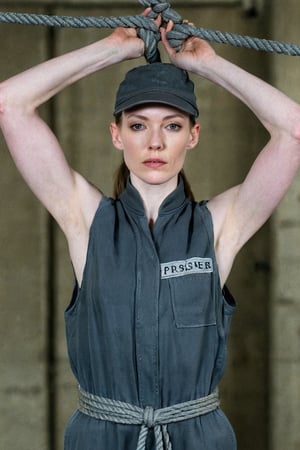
xmin=0 ymin=0 xmax=300 ymax=61
xmin=78 ymin=386 xmax=220 ymax=450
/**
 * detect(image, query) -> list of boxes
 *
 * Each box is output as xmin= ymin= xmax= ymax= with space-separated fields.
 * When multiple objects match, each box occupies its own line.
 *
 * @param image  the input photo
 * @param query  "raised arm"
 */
xmin=161 ymin=25 xmax=300 ymax=285
xmin=0 ymin=26 xmax=146 ymax=228
xmin=0 ymin=11 xmax=153 ymax=284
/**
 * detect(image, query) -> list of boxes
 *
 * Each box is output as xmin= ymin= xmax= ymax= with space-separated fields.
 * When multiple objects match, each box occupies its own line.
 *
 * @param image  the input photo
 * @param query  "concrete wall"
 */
xmin=269 ymin=1 xmax=300 ymax=449
xmin=0 ymin=6 xmax=49 ymax=450
xmin=0 ymin=1 xmax=299 ymax=450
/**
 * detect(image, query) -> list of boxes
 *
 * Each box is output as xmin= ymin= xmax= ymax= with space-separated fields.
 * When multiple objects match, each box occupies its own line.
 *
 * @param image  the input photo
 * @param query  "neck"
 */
xmin=130 ymin=174 xmax=178 ymax=224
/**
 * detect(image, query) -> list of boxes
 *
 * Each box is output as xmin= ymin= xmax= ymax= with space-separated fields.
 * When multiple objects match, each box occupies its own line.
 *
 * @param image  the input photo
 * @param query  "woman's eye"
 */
xmin=130 ymin=123 xmax=144 ymax=131
xmin=167 ymin=123 xmax=182 ymax=131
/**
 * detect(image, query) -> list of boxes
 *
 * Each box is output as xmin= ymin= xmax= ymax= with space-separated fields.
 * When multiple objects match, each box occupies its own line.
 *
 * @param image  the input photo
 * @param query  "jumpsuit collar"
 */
xmin=119 ymin=175 xmax=188 ymax=217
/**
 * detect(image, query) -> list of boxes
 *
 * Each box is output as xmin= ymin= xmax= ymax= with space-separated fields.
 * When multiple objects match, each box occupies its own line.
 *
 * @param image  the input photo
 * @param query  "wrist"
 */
xmin=190 ymin=53 xmax=220 ymax=79
xmin=97 ymin=35 xmax=126 ymax=65
xmin=104 ymin=33 xmax=145 ymax=63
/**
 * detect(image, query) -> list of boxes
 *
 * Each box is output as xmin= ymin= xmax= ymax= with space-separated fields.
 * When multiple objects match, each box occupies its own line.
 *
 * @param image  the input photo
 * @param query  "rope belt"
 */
xmin=78 ymin=385 xmax=220 ymax=450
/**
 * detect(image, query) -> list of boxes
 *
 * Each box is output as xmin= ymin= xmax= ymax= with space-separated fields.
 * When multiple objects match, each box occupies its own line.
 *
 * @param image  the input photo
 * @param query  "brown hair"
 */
xmin=112 ymin=110 xmax=196 ymax=201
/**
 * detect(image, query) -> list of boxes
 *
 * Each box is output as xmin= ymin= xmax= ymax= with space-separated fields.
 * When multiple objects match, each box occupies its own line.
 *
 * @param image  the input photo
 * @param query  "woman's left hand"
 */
xmin=161 ymin=20 xmax=216 ymax=73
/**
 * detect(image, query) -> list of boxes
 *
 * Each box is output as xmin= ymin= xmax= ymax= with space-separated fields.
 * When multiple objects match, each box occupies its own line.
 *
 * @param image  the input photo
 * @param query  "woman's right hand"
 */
xmin=107 ymin=8 xmax=162 ymax=62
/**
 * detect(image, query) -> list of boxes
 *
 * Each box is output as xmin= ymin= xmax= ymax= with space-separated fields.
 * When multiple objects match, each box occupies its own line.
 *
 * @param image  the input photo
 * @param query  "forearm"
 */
xmin=0 ymin=34 xmax=127 ymax=113
xmin=193 ymin=55 xmax=300 ymax=138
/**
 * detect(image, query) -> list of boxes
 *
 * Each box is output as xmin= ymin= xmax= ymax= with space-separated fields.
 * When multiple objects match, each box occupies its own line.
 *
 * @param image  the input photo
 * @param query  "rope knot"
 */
xmin=143 ymin=406 xmax=155 ymax=428
xmin=138 ymin=0 xmax=184 ymax=62
xmin=150 ymin=1 xmax=171 ymax=13
xmin=139 ymin=0 xmax=182 ymax=25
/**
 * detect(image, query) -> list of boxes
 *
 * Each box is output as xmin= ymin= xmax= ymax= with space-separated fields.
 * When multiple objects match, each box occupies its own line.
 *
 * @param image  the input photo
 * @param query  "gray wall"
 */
xmin=0 ymin=1 xmax=299 ymax=449
xmin=269 ymin=1 xmax=300 ymax=449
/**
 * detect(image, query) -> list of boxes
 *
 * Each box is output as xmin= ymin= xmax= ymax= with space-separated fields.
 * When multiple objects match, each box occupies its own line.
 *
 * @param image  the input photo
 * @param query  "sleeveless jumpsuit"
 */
xmin=64 ymin=178 xmax=237 ymax=449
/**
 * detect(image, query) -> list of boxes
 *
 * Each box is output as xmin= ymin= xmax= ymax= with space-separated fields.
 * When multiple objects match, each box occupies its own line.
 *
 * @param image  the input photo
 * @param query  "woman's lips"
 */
xmin=143 ymin=159 xmax=166 ymax=168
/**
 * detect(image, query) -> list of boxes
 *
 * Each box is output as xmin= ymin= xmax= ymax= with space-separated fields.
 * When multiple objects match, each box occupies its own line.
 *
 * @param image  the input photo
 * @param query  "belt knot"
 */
xmin=143 ymin=406 xmax=155 ymax=428
xmin=78 ymin=386 xmax=220 ymax=450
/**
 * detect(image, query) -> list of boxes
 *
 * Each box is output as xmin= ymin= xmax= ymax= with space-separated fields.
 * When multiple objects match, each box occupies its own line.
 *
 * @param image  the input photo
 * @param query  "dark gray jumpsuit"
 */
xmin=64 ymin=178 xmax=237 ymax=449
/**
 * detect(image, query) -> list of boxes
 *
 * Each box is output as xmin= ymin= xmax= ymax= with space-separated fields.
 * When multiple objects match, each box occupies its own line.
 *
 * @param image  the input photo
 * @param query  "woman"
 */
xmin=0 ymin=8 xmax=300 ymax=450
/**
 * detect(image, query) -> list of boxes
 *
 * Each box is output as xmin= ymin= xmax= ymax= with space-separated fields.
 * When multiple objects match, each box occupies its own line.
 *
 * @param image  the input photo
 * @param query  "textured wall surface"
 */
xmin=0 ymin=6 xmax=49 ymax=450
xmin=0 ymin=1 xmax=299 ymax=450
xmin=269 ymin=1 xmax=300 ymax=449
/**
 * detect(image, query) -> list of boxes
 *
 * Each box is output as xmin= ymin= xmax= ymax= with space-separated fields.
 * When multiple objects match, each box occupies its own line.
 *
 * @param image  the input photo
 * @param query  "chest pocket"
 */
xmin=168 ymin=273 xmax=216 ymax=328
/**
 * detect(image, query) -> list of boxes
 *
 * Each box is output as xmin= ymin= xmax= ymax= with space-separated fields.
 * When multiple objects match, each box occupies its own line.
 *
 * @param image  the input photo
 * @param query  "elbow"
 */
xmin=0 ymin=83 xmax=7 ymax=116
xmin=291 ymin=106 xmax=300 ymax=142
xmin=293 ymin=120 xmax=300 ymax=142
xmin=0 ymin=84 xmax=11 ymax=130
xmin=290 ymin=113 xmax=300 ymax=165
xmin=0 ymin=82 xmax=15 ymax=120
xmin=0 ymin=82 xmax=34 ymax=124
xmin=0 ymin=84 xmax=9 ymax=129
xmin=276 ymin=110 xmax=300 ymax=147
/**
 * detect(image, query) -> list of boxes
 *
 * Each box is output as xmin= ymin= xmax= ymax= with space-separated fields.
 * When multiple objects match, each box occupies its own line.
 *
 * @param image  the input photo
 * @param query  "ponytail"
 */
xmin=113 ymin=160 xmax=130 ymax=199
xmin=180 ymin=169 xmax=195 ymax=202
xmin=113 ymin=159 xmax=195 ymax=202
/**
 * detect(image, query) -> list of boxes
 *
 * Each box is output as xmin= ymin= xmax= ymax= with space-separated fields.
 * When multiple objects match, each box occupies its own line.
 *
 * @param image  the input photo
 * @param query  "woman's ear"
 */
xmin=187 ymin=122 xmax=201 ymax=150
xmin=110 ymin=122 xmax=124 ymax=150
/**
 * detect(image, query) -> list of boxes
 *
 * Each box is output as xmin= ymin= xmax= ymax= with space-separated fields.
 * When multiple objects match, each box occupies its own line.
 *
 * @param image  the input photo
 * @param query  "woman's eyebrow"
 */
xmin=126 ymin=113 xmax=148 ymax=120
xmin=126 ymin=113 xmax=186 ymax=120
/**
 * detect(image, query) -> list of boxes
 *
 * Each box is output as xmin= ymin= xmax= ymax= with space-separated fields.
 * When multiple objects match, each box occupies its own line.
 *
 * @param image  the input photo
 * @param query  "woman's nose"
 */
xmin=148 ymin=129 xmax=165 ymax=150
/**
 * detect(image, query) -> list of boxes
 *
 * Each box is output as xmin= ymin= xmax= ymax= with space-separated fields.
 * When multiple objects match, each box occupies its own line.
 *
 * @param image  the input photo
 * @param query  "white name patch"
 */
xmin=161 ymin=257 xmax=213 ymax=279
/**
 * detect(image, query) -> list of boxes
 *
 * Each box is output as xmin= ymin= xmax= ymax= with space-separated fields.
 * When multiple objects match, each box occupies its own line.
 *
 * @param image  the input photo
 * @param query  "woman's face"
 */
xmin=110 ymin=104 xmax=200 ymax=190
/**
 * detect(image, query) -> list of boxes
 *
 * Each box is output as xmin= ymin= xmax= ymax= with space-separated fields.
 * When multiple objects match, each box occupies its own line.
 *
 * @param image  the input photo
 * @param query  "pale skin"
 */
xmin=1 ymin=10 xmax=300 ymax=288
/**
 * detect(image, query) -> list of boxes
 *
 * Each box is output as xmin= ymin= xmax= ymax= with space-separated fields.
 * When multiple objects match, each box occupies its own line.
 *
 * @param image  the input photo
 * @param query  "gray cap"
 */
xmin=114 ymin=63 xmax=199 ymax=118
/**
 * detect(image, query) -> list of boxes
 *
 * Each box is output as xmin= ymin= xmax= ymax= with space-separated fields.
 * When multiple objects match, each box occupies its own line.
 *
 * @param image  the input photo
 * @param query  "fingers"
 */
xmin=160 ymin=19 xmax=174 ymax=53
xmin=141 ymin=7 xmax=152 ymax=16
xmin=165 ymin=20 xmax=174 ymax=33
xmin=141 ymin=7 xmax=162 ymax=28
xmin=160 ymin=26 xmax=176 ymax=57
xmin=182 ymin=19 xmax=195 ymax=27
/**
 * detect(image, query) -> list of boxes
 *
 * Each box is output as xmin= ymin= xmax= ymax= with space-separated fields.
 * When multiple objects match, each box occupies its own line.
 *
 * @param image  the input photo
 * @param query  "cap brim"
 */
xmin=114 ymin=91 xmax=199 ymax=117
